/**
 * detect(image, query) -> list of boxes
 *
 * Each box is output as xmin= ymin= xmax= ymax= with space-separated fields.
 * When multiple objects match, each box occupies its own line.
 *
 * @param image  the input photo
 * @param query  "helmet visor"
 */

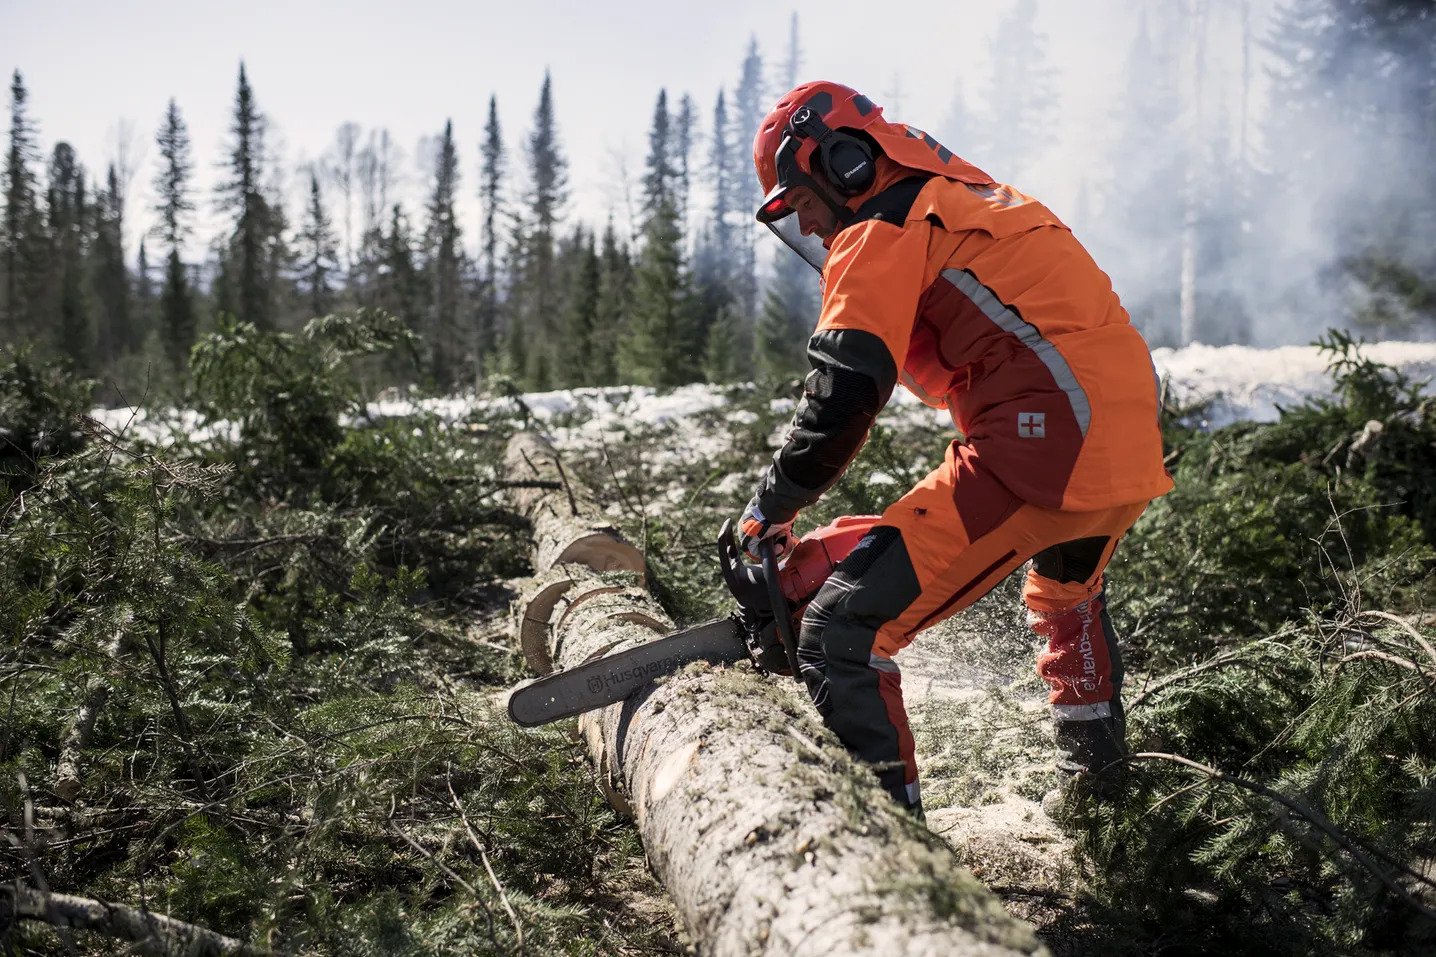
xmin=765 ymin=216 xmax=829 ymax=274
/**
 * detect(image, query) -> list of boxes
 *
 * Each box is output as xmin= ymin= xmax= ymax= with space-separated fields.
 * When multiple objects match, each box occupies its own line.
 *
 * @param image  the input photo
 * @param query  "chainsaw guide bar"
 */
xmin=506 ymin=617 xmax=747 ymax=727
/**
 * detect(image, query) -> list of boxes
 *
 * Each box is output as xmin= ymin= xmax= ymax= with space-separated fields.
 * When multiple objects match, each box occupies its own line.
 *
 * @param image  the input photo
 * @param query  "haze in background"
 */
xmin=6 ymin=0 xmax=1432 ymax=347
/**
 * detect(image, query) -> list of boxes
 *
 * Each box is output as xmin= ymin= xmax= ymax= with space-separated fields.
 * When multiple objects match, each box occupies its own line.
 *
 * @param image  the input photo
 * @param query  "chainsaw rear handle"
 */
xmin=759 ymin=539 xmax=803 ymax=678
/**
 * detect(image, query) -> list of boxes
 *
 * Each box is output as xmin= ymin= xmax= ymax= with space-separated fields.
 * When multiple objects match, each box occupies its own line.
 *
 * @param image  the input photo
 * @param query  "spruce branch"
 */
xmin=1128 ymin=752 xmax=1436 ymax=921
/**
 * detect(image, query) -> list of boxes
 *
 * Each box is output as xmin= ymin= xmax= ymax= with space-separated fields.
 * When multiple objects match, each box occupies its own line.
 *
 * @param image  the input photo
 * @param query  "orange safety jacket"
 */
xmin=752 ymin=174 xmax=1172 ymax=524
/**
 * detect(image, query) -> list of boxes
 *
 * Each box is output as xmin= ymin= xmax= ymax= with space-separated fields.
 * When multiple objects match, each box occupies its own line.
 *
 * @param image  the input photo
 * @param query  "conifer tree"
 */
xmin=152 ymin=98 xmax=197 ymax=367
xmin=134 ymin=239 xmax=155 ymax=354
xmin=297 ymin=169 xmax=339 ymax=320
xmin=674 ymin=93 xmax=697 ymax=227
xmin=620 ymin=204 xmax=694 ymax=386
xmin=513 ymin=71 xmax=569 ymax=387
xmin=46 ymin=143 xmax=92 ymax=370
xmin=477 ymin=94 xmax=504 ymax=366
xmin=642 ymin=90 xmax=674 ymax=216
xmin=619 ymin=92 xmax=699 ymax=386
xmin=352 ymin=129 xmax=396 ymax=309
xmin=424 ymin=120 xmax=464 ymax=389
xmin=3 ymin=70 xmax=45 ymax=341
xmin=693 ymin=90 xmax=737 ymax=379
xmin=703 ymin=89 xmax=734 ymax=285
xmin=158 ymin=249 xmax=195 ymax=369
xmin=782 ymin=12 xmax=802 ymax=89
xmin=378 ymin=203 xmax=423 ymax=355
xmin=702 ymin=303 xmax=740 ymax=383
xmin=215 ymin=63 xmax=278 ymax=329
xmin=90 ymin=163 xmax=131 ymax=362
xmin=558 ymin=225 xmax=600 ymax=384
xmin=502 ymin=214 xmax=530 ymax=380
xmin=591 ymin=216 xmax=630 ymax=387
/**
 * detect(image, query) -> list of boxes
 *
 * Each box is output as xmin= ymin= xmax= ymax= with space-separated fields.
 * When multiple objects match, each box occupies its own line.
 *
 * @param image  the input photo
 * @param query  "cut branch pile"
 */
xmin=504 ymin=431 xmax=1045 ymax=957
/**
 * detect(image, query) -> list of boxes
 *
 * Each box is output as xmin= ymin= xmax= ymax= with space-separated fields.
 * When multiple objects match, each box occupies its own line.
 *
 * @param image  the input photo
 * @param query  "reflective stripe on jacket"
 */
xmin=759 ymin=175 xmax=1172 ymax=518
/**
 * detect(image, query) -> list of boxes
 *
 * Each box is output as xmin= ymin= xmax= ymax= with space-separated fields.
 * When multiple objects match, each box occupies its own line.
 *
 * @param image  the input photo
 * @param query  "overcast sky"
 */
xmin=3 ymin=0 xmax=1270 ymax=254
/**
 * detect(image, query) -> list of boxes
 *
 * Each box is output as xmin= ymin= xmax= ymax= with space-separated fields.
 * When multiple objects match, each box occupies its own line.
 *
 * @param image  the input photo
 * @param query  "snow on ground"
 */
xmin=1152 ymin=340 xmax=1436 ymax=427
xmin=89 ymin=341 xmax=1436 ymax=446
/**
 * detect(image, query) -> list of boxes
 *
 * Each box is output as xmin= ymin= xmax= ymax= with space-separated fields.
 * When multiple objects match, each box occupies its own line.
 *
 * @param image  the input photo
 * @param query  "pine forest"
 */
xmin=3 ymin=2 xmax=1436 ymax=955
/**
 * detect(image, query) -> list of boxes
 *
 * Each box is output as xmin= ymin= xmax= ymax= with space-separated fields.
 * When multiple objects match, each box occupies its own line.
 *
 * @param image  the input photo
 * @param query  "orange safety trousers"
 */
xmin=795 ymin=439 xmax=1149 ymax=810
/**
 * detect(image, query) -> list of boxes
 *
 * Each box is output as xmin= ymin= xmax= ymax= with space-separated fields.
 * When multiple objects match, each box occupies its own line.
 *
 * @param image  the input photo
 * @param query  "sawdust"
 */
xmin=899 ymin=595 xmax=1092 ymax=939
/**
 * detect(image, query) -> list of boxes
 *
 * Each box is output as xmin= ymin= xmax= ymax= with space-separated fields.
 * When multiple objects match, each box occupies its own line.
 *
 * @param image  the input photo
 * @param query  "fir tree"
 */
xmin=3 ymin=70 xmax=45 ymax=341
xmin=477 ymin=94 xmax=504 ymax=367
xmin=46 ymin=143 xmax=92 ymax=370
xmin=134 ymin=239 xmax=155 ymax=355
xmin=90 ymin=164 xmax=131 ymax=362
xmin=693 ymin=90 xmax=737 ymax=379
xmin=674 ymin=93 xmax=697 ymax=227
xmin=558 ymin=225 xmax=600 ymax=385
xmin=642 ymin=91 xmax=674 ymax=220
xmin=297 ymin=169 xmax=340 ymax=320
xmin=215 ymin=63 xmax=278 ymax=329
xmin=703 ymin=89 xmax=734 ymax=285
xmin=153 ymin=98 xmax=196 ymax=365
xmin=756 ymin=264 xmax=817 ymax=380
xmin=378 ymin=203 xmax=423 ymax=361
xmin=619 ymin=201 xmax=695 ymax=386
xmin=513 ymin=71 xmax=569 ymax=387
xmin=158 ymin=248 xmax=195 ymax=370
xmin=590 ymin=216 xmax=630 ymax=387
xmin=781 ymin=12 xmax=802 ymax=89
xmin=424 ymin=120 xmax=464 ymax=389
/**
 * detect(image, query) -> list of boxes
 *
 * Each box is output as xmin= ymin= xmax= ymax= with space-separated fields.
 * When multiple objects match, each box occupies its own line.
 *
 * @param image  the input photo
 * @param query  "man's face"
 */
xmin=788 ymin=187 xmax=839 ymax=241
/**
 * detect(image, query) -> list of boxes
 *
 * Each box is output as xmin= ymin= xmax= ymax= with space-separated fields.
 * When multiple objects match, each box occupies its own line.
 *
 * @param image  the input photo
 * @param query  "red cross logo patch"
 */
xmin=1018 ymin=412 xmax=1046 ymax=438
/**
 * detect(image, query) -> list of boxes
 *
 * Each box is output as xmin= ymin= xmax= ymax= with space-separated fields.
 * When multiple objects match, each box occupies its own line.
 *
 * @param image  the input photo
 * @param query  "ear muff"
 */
xmin=788 ymin=106 xmax=876 ymax=197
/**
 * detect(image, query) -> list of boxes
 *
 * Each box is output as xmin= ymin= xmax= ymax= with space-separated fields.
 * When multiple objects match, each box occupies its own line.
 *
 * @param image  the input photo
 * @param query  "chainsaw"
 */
xmin=506 ymin=515 xmax=880 ymax=727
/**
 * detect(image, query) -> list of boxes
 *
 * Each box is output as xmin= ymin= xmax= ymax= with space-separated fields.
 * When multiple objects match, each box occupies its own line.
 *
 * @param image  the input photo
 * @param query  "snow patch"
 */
xmin=89 ymin=342 xmax=1436 ymax=445
xmin=1152 ymin=341 xmax=1436 ymax=427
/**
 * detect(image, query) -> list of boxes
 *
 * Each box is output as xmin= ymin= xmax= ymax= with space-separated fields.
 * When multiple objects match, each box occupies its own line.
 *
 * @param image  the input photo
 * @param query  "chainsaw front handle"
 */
xmin=759 ymin=539 xmax=803 ymax=678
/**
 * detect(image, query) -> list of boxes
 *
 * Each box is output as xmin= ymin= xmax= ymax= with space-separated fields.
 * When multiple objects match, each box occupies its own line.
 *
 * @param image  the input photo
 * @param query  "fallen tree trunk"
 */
xmin=503 ymin=431 xmax=644 ymax=576
xmin=505 ymin=432 xmax=1044 ymax=957
xmin=0 ymin=883 xmax=263 ymax=956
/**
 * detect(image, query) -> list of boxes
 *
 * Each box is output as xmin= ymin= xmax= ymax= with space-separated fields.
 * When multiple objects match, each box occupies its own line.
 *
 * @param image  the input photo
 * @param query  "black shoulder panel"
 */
xmin=852 ymin=176 xmax=931 ymax=226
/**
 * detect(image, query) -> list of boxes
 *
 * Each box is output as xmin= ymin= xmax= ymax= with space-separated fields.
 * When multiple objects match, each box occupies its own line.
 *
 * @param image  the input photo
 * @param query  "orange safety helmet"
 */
xmin=753 ymin=80 xmax=992 ymax=226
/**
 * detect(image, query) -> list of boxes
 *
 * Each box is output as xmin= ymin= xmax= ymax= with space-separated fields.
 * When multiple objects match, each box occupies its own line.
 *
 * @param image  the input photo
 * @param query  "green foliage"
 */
xmin=190 ymin=310 xmax=416 ymax=493
xmin=1113 ymin=330 xmax=1436 ymax=668
xmin=1068 ymin=335 xmax=1436 ymax=954
xmin=0 ymin=328 xmax=676 ymax=955
xmin=0 ymin=344 xmax=93 ymax=441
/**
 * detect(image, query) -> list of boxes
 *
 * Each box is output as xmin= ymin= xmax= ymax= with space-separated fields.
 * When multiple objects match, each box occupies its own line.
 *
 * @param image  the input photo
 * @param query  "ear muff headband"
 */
xmin=788 ymin=106 xmax=876 ymax=197
xmin=760 ymin=131 xmax=856 ymax=226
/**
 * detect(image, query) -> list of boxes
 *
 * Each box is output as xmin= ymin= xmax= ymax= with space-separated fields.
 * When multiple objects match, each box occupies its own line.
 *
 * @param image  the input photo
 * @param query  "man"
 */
xmin=736 ymin=81 xmax=1172 ymax=818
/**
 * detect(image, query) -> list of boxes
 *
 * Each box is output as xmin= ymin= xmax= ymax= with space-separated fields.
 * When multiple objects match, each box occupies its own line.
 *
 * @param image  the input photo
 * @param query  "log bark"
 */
xmin=503 ymin=431 xmax=644 ymax=575
xmin=0 ymin=883 xmax=264 ymax=956
xmin=504 ymin=433 xmax=1044 ymax=957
